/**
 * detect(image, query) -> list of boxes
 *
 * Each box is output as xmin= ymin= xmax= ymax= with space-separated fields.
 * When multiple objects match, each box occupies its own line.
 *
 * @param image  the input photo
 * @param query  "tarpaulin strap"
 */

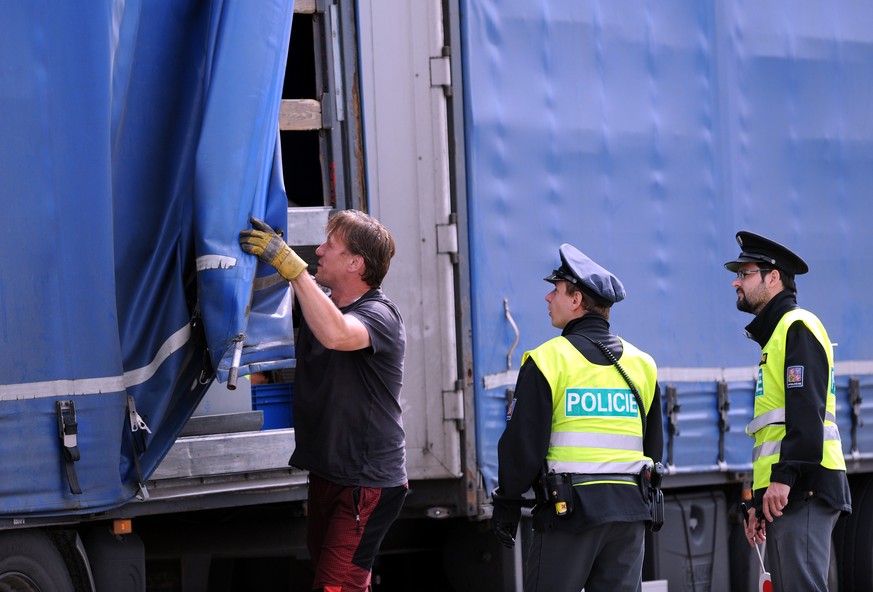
xmin=127 ymin=395 xmax=151 ymax=500
xmin=56 ymin=400 xmax=82 ymax=495
xmin=717 ymin=381 xmax=730 ymax=467
xmin=665 ymin=385 xmax=680 ymax=469
xmin=849 ymin=378 xmax=862 ymax=459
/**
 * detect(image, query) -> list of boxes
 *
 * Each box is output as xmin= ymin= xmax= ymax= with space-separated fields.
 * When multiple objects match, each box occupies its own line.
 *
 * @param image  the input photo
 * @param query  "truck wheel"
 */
xmin=0 ymin=530 xmax=75 ymax=592
xmin=834 ymin=474 xmax=873 ymax=590
xmin=849 ymin=477 xmax=873 ymax=589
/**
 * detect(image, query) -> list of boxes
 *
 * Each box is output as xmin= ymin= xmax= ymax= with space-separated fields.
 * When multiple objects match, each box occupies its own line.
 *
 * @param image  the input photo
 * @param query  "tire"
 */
xmin=0 ymin=530 xmax=75 ymax=592
xmin=834 ymin=474 xmax=873 ymax=590
xmin=849 ymin=476 xmax=873 ymax=590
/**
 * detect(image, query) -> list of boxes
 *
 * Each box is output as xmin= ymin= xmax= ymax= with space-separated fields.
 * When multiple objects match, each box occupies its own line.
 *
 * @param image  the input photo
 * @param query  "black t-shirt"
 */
xmin=289 ymin=288 xmax=407 ymax=487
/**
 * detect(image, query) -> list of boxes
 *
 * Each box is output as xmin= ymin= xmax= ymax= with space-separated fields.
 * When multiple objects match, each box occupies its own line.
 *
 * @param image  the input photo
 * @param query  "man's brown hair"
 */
xmin=326 ymin=210 xmax=396 ymax=288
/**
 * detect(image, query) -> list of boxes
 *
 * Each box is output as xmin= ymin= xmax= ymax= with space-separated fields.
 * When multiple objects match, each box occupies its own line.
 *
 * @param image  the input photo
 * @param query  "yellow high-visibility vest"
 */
xmin=745 ymin=308 xmax=846 ymax=491
xmin=524 ymin=336 xmax=657 ymax=478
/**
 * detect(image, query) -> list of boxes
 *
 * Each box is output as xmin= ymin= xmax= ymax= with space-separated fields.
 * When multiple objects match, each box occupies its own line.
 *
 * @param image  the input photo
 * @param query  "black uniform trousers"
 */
xmin=523 ymin=520 xmax=645 ymax=592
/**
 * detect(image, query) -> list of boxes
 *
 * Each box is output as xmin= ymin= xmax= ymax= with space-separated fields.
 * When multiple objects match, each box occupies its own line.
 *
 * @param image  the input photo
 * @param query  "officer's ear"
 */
xmin=764 ymin=268 xmax=781 ymax=289
xmin=571 ymin=289 xmax=584 ymax=309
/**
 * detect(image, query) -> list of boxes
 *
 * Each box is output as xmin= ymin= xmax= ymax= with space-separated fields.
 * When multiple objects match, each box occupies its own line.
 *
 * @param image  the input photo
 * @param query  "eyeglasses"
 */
xmin=735 ymin=268 xmax=771 ymax=280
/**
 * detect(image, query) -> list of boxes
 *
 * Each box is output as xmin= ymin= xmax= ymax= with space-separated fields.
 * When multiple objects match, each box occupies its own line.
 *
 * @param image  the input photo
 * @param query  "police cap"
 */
xmin=723 ymin=231 xmax=809 ymax=276
xmin=544 ymin=243 xmax=626 ymax=306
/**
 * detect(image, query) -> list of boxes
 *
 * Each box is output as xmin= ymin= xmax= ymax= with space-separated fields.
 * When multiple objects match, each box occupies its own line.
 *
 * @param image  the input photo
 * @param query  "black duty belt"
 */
xmin=570 ymin=473 xmax=639 ymax=485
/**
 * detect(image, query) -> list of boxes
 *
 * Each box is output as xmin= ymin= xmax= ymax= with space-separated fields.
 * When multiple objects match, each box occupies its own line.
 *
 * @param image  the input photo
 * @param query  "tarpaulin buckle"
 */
xmin=56 ymin=400 xmax=82 ymax=494
xmin=127 ymin=396 xmax=151 ymax=501
xmin=127 ymin=396 xmax=152 ymax=435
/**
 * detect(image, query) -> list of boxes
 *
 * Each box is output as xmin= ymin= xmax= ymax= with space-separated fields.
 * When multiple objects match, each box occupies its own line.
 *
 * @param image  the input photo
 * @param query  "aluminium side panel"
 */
xmin=358 ymin=0 xmax=463 ymax=480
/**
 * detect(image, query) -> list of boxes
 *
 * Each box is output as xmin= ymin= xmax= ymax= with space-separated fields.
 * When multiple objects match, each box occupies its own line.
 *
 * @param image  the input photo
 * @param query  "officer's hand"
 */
xmin=743 ymin=506 xmax=766 ymax=546
xmin=490 ymin=488 xmax=522 ymax=549
xmin=239 ymin=217 xmax=307 ymax=281
xmin=761 ymin=482 xmax=790 ymax=522
xmin=492 ymin=520 xmax=518 ymax=549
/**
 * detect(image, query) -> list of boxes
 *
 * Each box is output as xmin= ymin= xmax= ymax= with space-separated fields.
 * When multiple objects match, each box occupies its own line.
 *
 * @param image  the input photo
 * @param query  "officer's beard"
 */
xmin=736 ymin=289 xmax=767 ymax=315
xmin=736 ymin=295 xmax=756 ymax=314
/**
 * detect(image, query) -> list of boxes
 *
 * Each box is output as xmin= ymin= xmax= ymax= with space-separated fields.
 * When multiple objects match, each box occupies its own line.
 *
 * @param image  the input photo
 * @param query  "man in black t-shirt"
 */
xmin=241 ymin=210 xmax=406 ymax=592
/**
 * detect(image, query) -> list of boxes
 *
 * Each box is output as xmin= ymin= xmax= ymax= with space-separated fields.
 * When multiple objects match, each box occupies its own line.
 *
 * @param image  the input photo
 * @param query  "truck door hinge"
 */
xmin=430 ymin=46 xmax=452 ymax=96
xmin=436 ymin=217 xmax=458 ymax=262
xmin=443 ymin=382 xmax=464 ymax=421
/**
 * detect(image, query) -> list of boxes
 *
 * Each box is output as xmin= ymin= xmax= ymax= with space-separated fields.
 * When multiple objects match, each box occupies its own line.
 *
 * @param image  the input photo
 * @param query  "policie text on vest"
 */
xmin=565 ymin=388 xmax=638 ymax=417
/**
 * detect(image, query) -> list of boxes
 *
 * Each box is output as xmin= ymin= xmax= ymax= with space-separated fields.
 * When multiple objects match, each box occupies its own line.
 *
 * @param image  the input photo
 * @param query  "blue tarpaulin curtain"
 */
xmin=459 ymin=1 xmax=873 ymax=492
xmin=0 ymin=1 xmax=294 ymax=516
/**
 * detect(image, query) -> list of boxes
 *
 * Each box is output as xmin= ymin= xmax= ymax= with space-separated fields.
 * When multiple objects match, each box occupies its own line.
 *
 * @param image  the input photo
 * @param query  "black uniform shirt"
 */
xmin=496 ymin=314 xmax=664 ymax=532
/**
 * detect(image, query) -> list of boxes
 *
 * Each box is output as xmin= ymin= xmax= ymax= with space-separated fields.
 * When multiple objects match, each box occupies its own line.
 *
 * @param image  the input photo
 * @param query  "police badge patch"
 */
xmin=787 ymin=365 xmax=804 ymax=388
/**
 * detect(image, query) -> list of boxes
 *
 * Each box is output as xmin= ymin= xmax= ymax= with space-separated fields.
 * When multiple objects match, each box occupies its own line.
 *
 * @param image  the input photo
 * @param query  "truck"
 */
xmin=2 ymin=1 xmax=873 ymax=591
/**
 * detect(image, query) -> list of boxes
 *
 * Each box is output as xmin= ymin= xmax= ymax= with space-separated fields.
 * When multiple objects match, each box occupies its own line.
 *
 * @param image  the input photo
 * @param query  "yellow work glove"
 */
xmin=239 ymin=217 xmax=308 ymax=281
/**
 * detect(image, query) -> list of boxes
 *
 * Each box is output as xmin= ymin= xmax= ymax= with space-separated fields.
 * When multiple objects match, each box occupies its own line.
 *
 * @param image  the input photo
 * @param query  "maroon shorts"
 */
xmin=307 ymin=474 xmax=408 ymax=592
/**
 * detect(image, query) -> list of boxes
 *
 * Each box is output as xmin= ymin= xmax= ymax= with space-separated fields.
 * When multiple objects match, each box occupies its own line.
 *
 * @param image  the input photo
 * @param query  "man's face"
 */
xmin=545 ymin=281 xmax=578 ymax=329
xmin=314 ymin=231 xmax=354 ymax=288
xmin=732 ymin=264 xmax=773 ymax=314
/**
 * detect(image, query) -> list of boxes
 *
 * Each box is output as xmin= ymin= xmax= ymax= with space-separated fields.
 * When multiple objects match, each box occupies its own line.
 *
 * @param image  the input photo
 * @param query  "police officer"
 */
xmin=726 ymin=231 xmax=851 ymax=592
xmin=491 ymin=243 xmax=663 ymax=592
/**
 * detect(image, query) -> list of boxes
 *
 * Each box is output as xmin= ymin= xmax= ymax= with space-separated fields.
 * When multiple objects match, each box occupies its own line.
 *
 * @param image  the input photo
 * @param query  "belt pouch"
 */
xmin=546 ymin=472 xmax=575 ymax=516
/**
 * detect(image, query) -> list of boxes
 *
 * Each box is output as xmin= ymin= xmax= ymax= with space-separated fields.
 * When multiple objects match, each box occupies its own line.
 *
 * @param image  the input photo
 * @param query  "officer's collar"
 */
xmin=744 ymin=290 xmax=798 ymax=346
xmin=562 ymin=312 xmax=609 ymax=336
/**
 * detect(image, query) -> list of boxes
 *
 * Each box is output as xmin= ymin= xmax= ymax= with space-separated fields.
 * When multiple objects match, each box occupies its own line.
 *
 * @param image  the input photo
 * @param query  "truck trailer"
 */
xmin=2 ymin=1 xmax=873 ymax=591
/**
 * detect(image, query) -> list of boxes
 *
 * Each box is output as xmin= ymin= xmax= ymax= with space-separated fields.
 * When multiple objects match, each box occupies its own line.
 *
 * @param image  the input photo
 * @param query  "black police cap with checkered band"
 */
xmin=724 ymin=231 xmax=809 ymax=276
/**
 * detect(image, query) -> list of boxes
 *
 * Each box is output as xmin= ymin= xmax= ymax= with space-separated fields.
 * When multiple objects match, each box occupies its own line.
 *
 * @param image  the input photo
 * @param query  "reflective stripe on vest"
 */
xmin=550 ymin=432 xmax=643 ymax=451
xmin=747 ymin=308 xmax=846 ymax=490
xmin=524 ymin=335 xmax=657 ymax=478
xmin=752 ymin=424 xmax=844 ymax=462
xmin=746 ymin=407 xmax=837 ymax=434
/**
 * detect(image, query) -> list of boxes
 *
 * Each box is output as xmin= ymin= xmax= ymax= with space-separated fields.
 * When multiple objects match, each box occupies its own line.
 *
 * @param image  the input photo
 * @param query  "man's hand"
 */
xmin=761 ymin=482 xmax=790 ymax=522
xmin=492 ymin=520 xmax=519 ymax=549
xmin=743 ymin=505 xmax=767 ymax=546
xmin=491 ymin=488 xmax=522 ymax=549
xmin=239 ymin=217 xmax=307 ymax=281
